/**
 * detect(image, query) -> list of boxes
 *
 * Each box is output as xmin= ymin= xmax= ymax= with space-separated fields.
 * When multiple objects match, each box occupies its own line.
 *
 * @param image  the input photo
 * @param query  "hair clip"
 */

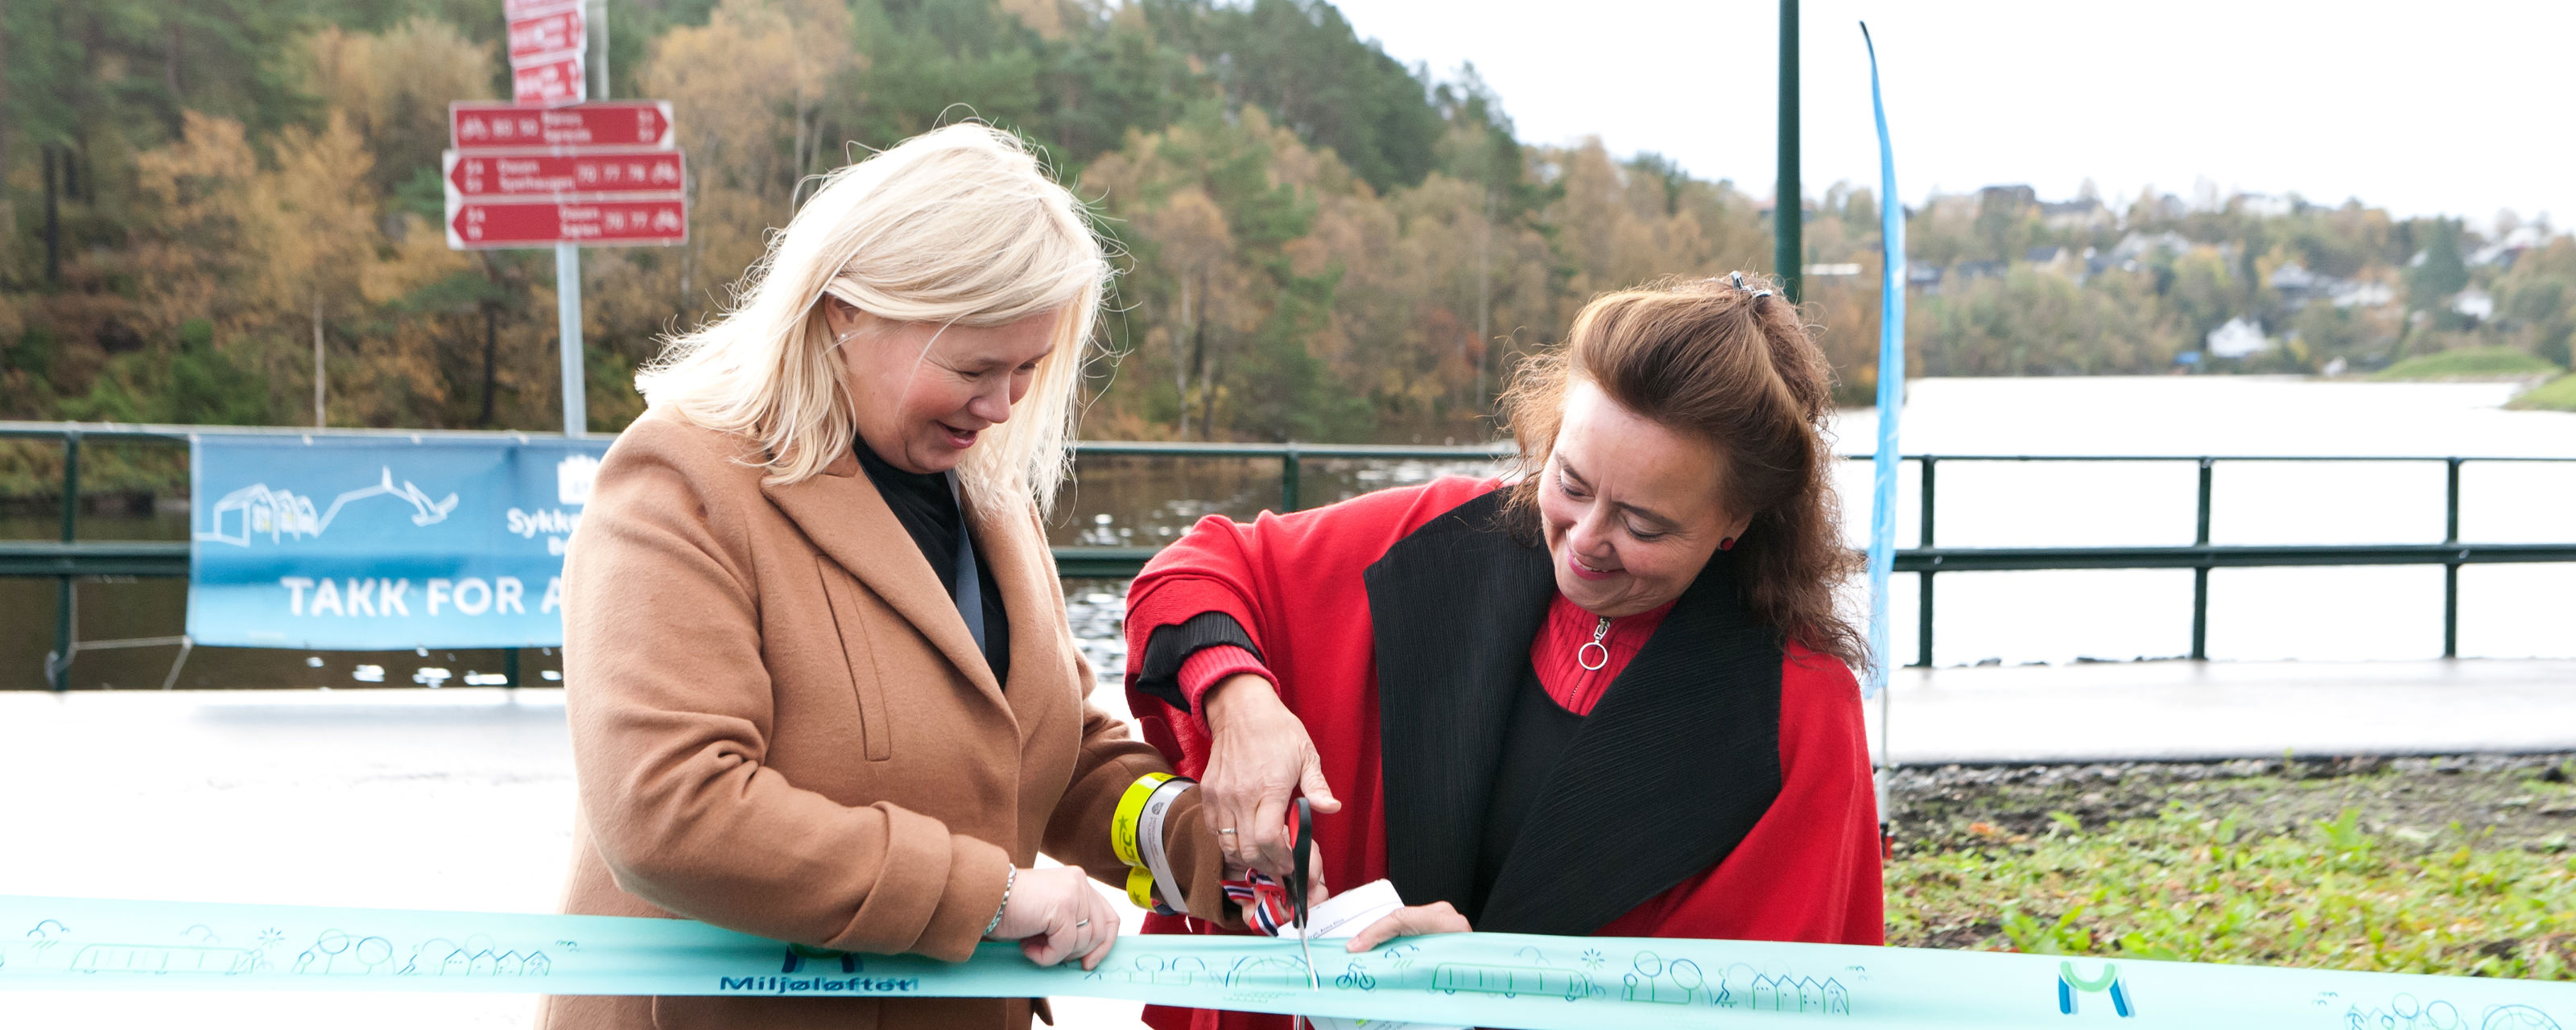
xmin=1728 ymin=272 xmax=1775 ymax=301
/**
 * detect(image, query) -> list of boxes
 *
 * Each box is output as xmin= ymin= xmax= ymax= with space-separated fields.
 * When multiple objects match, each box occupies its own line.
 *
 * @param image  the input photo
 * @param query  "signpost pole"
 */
xmin=593 ymin=0 xmax=609 ymax=101
xmin=556 ymin=241 xmax=584 ymax=435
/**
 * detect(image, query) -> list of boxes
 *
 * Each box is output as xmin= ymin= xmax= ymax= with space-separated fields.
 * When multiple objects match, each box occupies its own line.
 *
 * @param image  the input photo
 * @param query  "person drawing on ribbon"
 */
xmin=546 ymin=125 xmax=1232 ymax=1030
xmin=1123 ymin=274 xmax=1886 ymax=1030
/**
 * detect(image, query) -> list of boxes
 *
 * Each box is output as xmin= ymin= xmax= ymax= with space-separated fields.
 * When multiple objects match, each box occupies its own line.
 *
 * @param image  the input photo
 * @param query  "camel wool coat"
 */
xmin=540 ymin=407 xmax=1228 ymax=1030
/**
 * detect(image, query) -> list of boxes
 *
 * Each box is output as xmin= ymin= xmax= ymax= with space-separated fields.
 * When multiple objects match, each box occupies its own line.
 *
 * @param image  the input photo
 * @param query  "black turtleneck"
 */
xmin=853 ymin=443 xmax=1010 ymax=688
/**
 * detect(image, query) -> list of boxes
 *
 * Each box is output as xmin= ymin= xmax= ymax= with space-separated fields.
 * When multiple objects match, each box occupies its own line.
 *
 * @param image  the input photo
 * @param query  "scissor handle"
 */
xmin=1290 ymin=796 xmax=1314 ymax=925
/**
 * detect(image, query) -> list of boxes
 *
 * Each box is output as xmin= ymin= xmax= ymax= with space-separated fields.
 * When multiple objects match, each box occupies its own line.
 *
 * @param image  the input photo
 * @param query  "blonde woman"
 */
xmin=543 ymin=125 xmax=1229 ymax=1030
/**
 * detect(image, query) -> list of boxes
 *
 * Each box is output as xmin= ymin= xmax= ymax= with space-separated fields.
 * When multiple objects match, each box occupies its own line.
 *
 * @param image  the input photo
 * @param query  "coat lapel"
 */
xmin=762 ymin=450 xmax=1007 ymax=711
xmin=1362 ymin=488 xmax=1558 ymax=910
xmin=957 ymin=486 xmax=1061 ymax=744
xmin=1474 ymin=549 xmax=1785 ymax=937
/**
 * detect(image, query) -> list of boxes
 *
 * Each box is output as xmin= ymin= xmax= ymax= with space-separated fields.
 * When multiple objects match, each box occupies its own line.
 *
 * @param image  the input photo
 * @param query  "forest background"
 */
xmin=8 ymin=0 xmax=2576 ymax=494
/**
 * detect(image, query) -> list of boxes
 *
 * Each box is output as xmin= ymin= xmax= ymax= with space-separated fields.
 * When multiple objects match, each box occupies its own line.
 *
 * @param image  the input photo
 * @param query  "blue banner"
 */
xmin=187 ymin=433 xmax=610 ymax=650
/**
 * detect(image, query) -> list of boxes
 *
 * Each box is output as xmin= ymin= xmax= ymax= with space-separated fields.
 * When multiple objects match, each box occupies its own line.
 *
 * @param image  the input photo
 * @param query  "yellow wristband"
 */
xmin=1111 ymin=772 xmax=1175 ymax=867
xmin=1126 ymin=866 xmax=1158 ymax=910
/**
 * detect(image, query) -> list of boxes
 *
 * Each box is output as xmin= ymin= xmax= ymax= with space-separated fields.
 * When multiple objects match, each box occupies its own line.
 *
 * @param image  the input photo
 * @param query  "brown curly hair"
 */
xmin=1499 ymin=274 xmax=1866 ymax=670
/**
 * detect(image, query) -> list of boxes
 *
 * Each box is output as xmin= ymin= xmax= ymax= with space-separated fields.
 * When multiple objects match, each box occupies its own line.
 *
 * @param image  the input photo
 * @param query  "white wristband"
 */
xmin=1134 ymin=777 xmax=1195 ymax=917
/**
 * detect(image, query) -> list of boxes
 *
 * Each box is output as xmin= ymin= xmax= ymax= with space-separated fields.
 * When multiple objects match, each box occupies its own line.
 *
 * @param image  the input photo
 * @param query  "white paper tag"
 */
xmin=1275 ymin=878 xmax=1404 ymax=941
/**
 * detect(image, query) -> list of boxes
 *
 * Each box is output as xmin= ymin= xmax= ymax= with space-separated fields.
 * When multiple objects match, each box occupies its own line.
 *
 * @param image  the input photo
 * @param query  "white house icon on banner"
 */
xmin=557 ymin=454 xmax=601 ymax=506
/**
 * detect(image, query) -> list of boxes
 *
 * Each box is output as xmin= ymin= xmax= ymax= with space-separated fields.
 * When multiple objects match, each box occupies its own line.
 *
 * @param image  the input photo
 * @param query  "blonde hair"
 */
xmin=636 ymin=123 xmax=1108 ymax=514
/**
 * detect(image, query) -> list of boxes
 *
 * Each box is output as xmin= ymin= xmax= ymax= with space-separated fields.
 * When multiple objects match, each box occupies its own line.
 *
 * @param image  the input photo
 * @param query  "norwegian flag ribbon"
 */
xmin=1221 ymin=871 xmax=1297 ymax=936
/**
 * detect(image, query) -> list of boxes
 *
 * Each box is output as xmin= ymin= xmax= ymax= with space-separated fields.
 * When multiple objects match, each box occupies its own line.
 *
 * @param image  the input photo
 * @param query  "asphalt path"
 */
xmin=1871 ymin=658 xmax=2576 ymax=765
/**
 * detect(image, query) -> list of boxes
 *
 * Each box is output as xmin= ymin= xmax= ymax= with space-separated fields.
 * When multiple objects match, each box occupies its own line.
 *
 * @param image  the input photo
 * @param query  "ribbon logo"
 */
xmin=781 ymin=943 xmax=860 ymax=974
xmin=2058 ymin=961 xmax=2135 ymax=1018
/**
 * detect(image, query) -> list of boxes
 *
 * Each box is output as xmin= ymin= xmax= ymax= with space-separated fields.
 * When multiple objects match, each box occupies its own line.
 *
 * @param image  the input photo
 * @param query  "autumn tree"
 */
xmin=1087 ymin=105 xmax=1320 ymax=438
xmin=16 ymin=0 xmax=2576 ymax=459
xmin=635 ymin=0 xmax=858 ymax=310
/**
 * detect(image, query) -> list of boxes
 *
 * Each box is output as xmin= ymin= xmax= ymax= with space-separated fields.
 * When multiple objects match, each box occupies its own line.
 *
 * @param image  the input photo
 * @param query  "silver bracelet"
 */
xmin=1136 ymin=777 xmax=1195 ymax=917
xmin=982 ymin=866 xmax=1016 ymax=938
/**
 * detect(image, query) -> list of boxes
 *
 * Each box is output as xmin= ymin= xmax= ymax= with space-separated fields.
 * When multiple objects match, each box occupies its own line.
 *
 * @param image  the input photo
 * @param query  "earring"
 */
xmin=1720 ymin=536 xmax=1736 ymax=551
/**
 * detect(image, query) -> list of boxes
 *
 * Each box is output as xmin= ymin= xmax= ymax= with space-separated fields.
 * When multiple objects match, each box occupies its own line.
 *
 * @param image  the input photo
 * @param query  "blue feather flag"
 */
xmin=1861 ymin=22 xmax=1906 ymax=698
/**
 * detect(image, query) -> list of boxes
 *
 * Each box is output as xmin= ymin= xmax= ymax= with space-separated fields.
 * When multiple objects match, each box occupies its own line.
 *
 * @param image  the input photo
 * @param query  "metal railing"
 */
xmin=1887 ymin=454 xmax=2576 ymax=667
xmin=8 ymin=420 xmax=2576 ymax=689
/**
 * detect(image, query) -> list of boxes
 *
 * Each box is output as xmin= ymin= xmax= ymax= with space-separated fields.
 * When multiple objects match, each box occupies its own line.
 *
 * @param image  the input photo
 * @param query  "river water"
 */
xmin=6 ymin=376 xmax=2574 ymax=690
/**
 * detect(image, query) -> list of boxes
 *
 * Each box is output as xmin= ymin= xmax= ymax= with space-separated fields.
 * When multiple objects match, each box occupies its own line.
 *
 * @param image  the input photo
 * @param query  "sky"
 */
xmin=1324 ymin=0 xmax=2575 ymax=230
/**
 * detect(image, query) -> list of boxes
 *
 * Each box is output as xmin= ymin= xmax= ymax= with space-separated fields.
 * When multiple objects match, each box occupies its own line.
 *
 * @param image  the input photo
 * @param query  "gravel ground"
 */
xmin=1889 ymin=752 xmax=2576 ymax=854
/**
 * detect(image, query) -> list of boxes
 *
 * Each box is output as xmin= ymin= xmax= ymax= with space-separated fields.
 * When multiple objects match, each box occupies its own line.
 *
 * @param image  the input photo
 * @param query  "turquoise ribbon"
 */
xmin=5 ymin=895 xmax=2572 ymax=1029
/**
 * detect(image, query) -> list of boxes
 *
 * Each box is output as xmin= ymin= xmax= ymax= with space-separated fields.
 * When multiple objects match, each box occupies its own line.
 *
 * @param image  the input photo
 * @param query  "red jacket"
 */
xmin=1123 ymin=477 xmax=1883 ymax=1030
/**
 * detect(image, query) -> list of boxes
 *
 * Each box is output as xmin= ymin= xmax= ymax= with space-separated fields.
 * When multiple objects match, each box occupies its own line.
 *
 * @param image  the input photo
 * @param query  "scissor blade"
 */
xmin=1298 ymin=931 xmax=1320 ymax=990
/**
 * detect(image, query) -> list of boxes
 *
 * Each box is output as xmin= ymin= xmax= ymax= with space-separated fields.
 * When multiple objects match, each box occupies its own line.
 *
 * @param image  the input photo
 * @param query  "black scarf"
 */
xmin=1363 ymin=487 xmax=1784 ymax=936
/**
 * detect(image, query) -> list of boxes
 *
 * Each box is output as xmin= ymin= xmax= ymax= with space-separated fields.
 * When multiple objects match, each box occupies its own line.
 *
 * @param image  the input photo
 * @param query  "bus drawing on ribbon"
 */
xmin=68 ymin=942 xmax=258 ymax=975
xmin=1430 ymin=961 xmax=1594 ymax=1001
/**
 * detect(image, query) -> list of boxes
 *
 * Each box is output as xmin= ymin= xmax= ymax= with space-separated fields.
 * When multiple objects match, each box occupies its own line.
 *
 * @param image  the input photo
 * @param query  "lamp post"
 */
xmin=1775 ymin=0 xmax=1802 ymax=304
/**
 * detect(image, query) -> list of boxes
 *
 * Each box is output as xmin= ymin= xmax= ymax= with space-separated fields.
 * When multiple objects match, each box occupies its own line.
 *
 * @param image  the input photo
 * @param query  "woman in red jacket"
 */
xmin=1121 ymin=274 xmax=1883 ymax=1030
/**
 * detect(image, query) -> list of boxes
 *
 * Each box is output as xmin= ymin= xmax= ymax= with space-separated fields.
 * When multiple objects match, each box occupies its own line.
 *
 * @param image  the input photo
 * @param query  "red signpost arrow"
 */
xmin=446 ymin=198 xmax=687 ymax=249
xmin=452 ymin=101 xmax=673 ymax=150
xmin=445 ymin=150 xmax=685 ymax=197
xmin=506 ymin=7 xmax=584 ymax=62
xmin=510 ymin=55 xmax=585 ymax=105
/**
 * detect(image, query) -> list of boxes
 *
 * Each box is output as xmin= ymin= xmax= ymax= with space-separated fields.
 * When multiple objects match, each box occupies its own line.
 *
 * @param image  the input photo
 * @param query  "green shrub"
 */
xmin=2373 ymin=347 xmax=2563 ymax=381
xmin=1889 ymin=802 xmax=2576 ymax=978
xmin=2508 ymin=373 xmax=2576 ymax=411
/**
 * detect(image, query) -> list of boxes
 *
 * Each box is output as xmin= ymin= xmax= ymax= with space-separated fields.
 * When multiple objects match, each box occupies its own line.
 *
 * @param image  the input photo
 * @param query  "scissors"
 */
xmin=1287 ymin=796 xmax=1320 ymax=992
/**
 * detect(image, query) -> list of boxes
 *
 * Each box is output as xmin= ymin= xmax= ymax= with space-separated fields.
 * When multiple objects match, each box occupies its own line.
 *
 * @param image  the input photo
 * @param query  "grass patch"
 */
xmin=2374 ymin=348 xmax=2563 ymax=381
xmin=1887 ymin=801 xmax=2576 ymax=978
xmin=2508 ymin=373 xmax=2576 ymax=411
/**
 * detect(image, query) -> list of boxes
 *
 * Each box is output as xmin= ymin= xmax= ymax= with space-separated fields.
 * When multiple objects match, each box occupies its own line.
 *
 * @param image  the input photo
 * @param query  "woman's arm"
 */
xmin=564 ymin=421 xmax=1007 ymax=961
xmin=1122 ymin=477 xmax=1502 ymax=877
xmin=1040 ymin=630 xmax=1236 ymax=923
xmin=1199 ymin=671 xmax=1338 ymax=877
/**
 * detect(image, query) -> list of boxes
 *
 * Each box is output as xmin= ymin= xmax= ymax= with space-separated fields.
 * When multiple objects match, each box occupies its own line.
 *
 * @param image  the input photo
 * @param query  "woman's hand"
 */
xmin=1344 ymin=901 xmax=1471 ymax=952
xmin=985 ymin=866 xmax=1121 ymax=970
xmin=1200 ymin=674 xmax=1341 ymax=880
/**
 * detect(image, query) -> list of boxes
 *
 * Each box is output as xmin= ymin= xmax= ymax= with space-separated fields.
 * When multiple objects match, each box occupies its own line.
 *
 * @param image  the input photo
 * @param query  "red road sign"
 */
xmin=445 ymin=150 xmax=684 ymax=197
xmin=507 ymin=7 xmax=584 ymax=62
xmin=452 ymin=101 xmax=673 ymax=150
xmin=511 ymin=54 xmax=584 ymax=105
xmin=447 ymin=198 xmax=687 ymax=249
xmin=504 ymin=0 xmax=579 ymax=18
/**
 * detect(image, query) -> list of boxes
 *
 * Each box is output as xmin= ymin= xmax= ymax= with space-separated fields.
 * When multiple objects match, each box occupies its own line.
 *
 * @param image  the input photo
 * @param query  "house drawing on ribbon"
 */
xmin=1711 ymin=962 xmax=1852 ymax=1016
